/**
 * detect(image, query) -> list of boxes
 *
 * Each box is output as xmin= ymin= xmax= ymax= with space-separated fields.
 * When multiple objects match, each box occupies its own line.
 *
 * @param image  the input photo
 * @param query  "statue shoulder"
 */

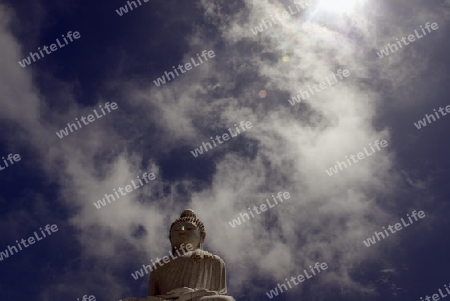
xmin=194 ymin=250 xmax=225 ymax=264
xmin=204 ymin=251 xmax=226 ymax=265
xmin=213 ymin=254 xmax=225 ymax=265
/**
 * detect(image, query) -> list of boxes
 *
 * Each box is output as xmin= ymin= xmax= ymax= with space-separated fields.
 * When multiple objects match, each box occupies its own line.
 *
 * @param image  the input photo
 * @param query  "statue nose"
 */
xmin=180 ymin=226 xmax=186 ymax=231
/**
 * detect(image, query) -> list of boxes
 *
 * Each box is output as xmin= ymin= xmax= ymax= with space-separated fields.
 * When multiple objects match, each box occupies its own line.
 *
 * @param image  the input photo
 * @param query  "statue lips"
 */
xmin=174 ymin=232 xmax=187 ymax=244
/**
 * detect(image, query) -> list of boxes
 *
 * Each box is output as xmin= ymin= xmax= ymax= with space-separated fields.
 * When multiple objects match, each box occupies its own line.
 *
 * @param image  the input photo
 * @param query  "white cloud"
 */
xmin=0 ymin=0 xmax=447 ymax=299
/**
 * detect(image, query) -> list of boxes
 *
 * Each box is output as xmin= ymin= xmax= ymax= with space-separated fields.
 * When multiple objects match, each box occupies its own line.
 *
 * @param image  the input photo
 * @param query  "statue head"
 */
xmin=169 ymin=209 xmax=206 ymax=253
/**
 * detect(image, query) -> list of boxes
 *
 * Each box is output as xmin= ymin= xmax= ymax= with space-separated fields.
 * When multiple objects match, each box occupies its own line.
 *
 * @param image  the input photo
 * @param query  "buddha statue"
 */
xmin=123 ymin=210 xmax=235 ymax=301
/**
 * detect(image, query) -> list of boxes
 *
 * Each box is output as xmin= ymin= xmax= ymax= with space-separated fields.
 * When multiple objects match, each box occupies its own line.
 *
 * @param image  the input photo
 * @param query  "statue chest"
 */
xmin=155 ymin=257 xmax=223 ymax=295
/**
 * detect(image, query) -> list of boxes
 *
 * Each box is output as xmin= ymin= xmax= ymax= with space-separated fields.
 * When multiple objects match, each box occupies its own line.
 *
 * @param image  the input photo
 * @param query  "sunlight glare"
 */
xmin=318 ymin=0 xmax=364 ymax=13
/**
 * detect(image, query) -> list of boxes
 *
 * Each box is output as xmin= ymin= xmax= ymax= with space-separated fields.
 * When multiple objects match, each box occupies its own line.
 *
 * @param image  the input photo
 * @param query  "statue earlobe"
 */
xmin=199 ymin=232 xmax=206 ymax=249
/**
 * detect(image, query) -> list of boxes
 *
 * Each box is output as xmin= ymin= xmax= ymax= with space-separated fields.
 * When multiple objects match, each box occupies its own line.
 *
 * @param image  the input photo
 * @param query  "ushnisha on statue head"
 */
xmin=169 ymin=209 xmax=206 ymax=255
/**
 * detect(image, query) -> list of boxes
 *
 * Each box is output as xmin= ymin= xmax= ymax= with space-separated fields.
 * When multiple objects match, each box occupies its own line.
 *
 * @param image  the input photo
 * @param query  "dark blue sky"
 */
xmin=0 ymin=0 xmax=449 ymax=300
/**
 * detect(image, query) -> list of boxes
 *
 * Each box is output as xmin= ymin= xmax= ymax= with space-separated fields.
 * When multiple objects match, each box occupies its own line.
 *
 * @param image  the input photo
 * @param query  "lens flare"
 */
xmin=259 ymin=90 xmax=267 ymax=98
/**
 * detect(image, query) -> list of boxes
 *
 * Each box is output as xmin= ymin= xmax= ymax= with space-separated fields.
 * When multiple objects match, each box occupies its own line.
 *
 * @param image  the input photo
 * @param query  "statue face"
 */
xmin=170 ymin=221 xmax=203 ymax=250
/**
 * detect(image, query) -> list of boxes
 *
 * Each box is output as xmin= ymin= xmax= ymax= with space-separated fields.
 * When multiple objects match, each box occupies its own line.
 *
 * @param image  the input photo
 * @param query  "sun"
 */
xmin=317 ymin=0 xmax=365 ymax=13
